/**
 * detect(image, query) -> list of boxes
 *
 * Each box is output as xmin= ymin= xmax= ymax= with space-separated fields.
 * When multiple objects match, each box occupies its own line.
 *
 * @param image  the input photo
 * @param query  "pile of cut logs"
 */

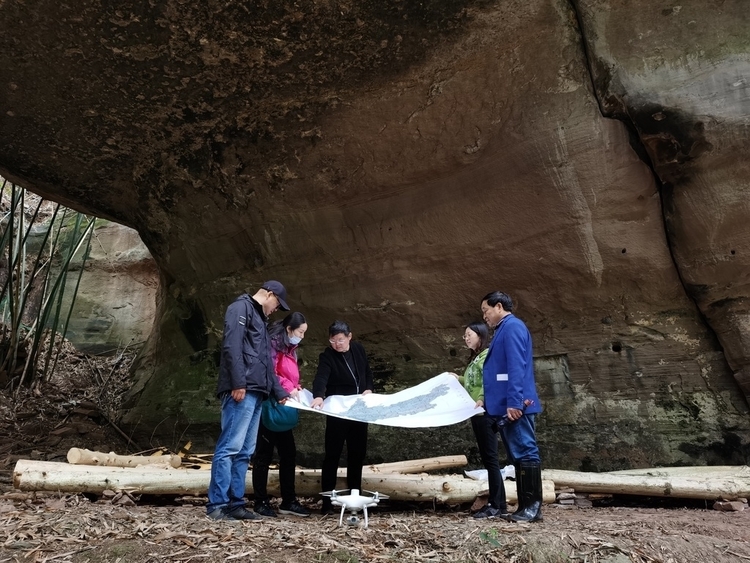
xmin=13 ymin=451 xmax=553 ymax=503
xmin=11 ymin=450 xmax=750 ymax=508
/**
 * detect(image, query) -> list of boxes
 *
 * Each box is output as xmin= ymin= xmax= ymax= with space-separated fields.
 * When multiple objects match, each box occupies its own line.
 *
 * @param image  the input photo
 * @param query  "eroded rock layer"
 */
xmin=1 ymin=0 xmax=748 ymax=468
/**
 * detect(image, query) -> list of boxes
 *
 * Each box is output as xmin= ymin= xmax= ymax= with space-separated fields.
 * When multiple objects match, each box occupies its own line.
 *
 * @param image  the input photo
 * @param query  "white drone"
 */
xmin=321 ymin=488 xmax=389 ymax=528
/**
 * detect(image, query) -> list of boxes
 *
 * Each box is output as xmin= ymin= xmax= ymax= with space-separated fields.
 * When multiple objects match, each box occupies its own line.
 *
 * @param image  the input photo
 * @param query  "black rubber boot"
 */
xmin=510 ymin=462 xmax=543 ymax=522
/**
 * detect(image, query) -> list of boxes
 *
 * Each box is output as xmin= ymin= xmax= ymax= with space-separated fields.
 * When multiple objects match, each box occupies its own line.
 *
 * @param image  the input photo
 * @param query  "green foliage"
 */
xmin=0 ymin=180 xmax=96 ymax=392
xmin=479 ymin=528 xmax=503 ymax=548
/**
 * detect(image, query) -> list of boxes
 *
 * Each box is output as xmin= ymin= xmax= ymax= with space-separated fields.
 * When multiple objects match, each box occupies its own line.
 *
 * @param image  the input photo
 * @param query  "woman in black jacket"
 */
xmin=311 ymin=320 xmax=374 ymax=514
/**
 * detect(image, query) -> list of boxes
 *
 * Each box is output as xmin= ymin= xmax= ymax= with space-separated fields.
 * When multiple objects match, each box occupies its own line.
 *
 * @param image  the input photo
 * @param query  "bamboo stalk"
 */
xmin=47 ymin=217 xmax=96 ymax=380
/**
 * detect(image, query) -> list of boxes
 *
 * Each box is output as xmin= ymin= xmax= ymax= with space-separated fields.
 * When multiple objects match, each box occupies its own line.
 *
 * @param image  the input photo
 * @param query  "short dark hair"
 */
xmin=328 ymin=320 xmax=351 ymax=338
xmin=481 ymin=291 xmax=513 ymax=312
xmin=465 ymin=321 xmax=490 ymax=360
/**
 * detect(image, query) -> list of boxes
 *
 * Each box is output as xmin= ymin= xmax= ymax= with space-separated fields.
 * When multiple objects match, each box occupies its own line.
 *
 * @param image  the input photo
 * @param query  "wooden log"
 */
xmin=287 ymin=468 xmax=556 ymax=503
xmin=542 ymin=469 xmax=750 ymax=500
xmin=14 ymin=460 xmax=208 ymax=495
xmin=363 ymin=455 xmax=468 ymax=474
xmin=359 ymin=472 xmax=555 ymax=504
xmin=609 ymin=466 xmax=750 ymax=478
xmin=67 ymin=448 xmax=182 ymax=468
xmin=13 ymin=459 xmax=554 ymax=503
xmin=66 ymin=449 xmax=458 ymax=473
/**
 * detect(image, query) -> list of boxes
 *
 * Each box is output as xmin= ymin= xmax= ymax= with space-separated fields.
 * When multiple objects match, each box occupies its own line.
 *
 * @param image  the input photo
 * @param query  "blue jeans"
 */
xmin=207 ymin=391 xmax=263 ymax=514
xmin=500 ymin=414 xmax=541 ymax=464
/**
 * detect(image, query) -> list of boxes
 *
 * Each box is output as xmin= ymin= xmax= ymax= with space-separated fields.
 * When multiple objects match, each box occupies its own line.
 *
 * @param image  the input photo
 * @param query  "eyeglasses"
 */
xmin=329 ymin=338 xmax=348 ymax=345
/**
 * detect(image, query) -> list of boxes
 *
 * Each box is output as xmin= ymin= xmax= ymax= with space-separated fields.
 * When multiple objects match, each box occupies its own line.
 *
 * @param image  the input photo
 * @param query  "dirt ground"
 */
xmin=2 ymin=494 xmax=749 ymax=563
xmin=1 ymin=348 xmax=749 ymax=563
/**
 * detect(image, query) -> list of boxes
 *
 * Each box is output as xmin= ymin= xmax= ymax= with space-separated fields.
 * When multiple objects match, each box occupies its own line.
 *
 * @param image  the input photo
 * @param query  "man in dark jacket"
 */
xmin=206 ymin=281 xmax=291 ymax=521
xmin=311 ymin=320 xmax=374 ymax=514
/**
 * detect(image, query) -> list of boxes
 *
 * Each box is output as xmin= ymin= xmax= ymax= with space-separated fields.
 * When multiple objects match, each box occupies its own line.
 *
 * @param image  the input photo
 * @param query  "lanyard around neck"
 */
xmin=342 ymin=353 xmax=360 ymax=394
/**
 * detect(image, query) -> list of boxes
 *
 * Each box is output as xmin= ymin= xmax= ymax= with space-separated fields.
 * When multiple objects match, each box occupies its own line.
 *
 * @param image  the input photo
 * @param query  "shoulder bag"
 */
xmin=261 ymin=396 xmax=299 ymax=432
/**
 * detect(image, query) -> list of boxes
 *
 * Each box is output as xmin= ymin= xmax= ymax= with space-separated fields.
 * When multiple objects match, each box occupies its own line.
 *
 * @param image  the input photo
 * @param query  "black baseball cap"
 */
xmin=262 ymin=280 xmax=289 ymax=311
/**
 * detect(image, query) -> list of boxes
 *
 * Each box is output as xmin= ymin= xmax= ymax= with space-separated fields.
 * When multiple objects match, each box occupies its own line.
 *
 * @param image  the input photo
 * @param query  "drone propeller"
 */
xmin=362 ymin=490 xmax=390 ymax=500
xmin=320 ymin=489 xmax=350 ymax=497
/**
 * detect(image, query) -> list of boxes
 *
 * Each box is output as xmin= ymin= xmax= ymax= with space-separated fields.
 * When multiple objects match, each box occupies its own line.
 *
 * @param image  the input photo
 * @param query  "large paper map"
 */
xmin=286 ymin=372 xmax=483 ymax=428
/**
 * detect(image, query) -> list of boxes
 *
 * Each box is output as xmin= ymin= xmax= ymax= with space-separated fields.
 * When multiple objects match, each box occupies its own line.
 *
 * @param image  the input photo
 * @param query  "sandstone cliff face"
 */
xmin=574 ymin=0 xmax=750 ymax=400
xmin=61 ymin=222 xmax=158 ymax=354
xmin=1 ymin=0 xmax=748 ymax=468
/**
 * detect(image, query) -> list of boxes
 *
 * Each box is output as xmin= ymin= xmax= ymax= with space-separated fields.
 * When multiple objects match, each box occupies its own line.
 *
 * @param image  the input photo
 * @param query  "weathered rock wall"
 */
xmin=61 ymin=222 xmax=158 ymax=354
xmin=1 ymin=0 xmax=748 ymax=469
xmin=574 ymin=0 xmax=750 ymax=399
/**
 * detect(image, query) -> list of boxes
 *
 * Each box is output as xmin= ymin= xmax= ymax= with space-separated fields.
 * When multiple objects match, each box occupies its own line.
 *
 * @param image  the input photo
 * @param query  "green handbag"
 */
xmin=261 ymin=396 xmax=299 ymax=432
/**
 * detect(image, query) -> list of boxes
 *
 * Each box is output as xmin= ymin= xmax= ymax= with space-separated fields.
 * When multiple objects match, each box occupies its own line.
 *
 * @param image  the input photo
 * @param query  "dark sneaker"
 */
xmin=206 ymin=508 xmax=237 ymax=521
xmin=279 ymin=500 xmax=311 ymax=517
xmin=473 ymin=505 xmax=511 ymax=520
xmin=472 ymin=504 xmax=494 ymax=519
xmin=226 ymin=506 xmax=262 ymax=520
xmin=320 ymin=503 xmax=334 ymax=516
xmin=255 ymin=502 xmax=277 ymax=518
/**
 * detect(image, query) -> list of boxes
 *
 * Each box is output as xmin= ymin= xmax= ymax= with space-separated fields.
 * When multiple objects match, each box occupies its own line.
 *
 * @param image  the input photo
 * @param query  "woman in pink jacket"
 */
xmin=252 ymin=312 xmax=311 ymax=517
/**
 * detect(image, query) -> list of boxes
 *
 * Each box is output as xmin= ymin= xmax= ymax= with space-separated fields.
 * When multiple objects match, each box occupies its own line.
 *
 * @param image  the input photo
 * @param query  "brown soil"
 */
xmin=1 ymin=497 xmax=749 ymax=563
xmin=1 ymin=346 xmax=749 ymax=563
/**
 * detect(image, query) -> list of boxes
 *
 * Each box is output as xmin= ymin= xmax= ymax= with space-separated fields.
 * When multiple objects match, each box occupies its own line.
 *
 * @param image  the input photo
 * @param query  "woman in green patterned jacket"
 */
xmin=459 ymin=321 xmax=510 ymax=519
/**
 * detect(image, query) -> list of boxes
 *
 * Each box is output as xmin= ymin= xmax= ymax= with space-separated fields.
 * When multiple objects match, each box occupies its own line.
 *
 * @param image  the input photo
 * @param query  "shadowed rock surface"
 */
xmin=1 ymin=0 xmax=749 ymax=468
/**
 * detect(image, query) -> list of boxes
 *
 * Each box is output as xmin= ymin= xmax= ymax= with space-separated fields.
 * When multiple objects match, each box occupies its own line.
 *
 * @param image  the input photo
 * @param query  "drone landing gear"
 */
xmin=339 ymin=506 xmax=370 ymax=529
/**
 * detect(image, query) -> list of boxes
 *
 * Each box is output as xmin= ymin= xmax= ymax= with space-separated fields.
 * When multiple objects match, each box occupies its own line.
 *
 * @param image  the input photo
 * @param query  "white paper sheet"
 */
xmin=464 ymin=465 xmax=516 ymax=481
xmin=286 ymin=372 xmax=484 ymax=428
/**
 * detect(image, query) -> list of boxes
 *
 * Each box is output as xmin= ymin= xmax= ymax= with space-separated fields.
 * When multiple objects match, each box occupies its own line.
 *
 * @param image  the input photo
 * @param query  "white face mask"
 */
xmin=289 ymin=335 xmax=302 ymax=345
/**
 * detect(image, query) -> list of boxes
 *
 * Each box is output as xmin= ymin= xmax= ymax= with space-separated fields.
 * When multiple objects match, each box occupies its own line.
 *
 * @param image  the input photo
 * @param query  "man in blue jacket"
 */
xmin=206 ymin=281 xmax=291 ymax=521
xmin=480 ymin=291 xmax=543 ymax=523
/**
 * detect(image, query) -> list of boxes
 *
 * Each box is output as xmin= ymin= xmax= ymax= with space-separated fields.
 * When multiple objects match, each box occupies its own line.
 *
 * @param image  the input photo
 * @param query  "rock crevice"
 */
xmin=568 ymin=0 xmax=729 ymax=387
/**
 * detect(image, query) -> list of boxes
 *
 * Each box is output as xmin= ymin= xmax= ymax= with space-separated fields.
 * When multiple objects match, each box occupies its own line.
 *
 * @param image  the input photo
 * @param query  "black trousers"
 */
xmin=321 ymin=417 xmax=368 ymax=496
xmin=471 ymin=413 xmax=507 ymax=509
xmin=251 ymin=420 xmax=297 ymax=504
